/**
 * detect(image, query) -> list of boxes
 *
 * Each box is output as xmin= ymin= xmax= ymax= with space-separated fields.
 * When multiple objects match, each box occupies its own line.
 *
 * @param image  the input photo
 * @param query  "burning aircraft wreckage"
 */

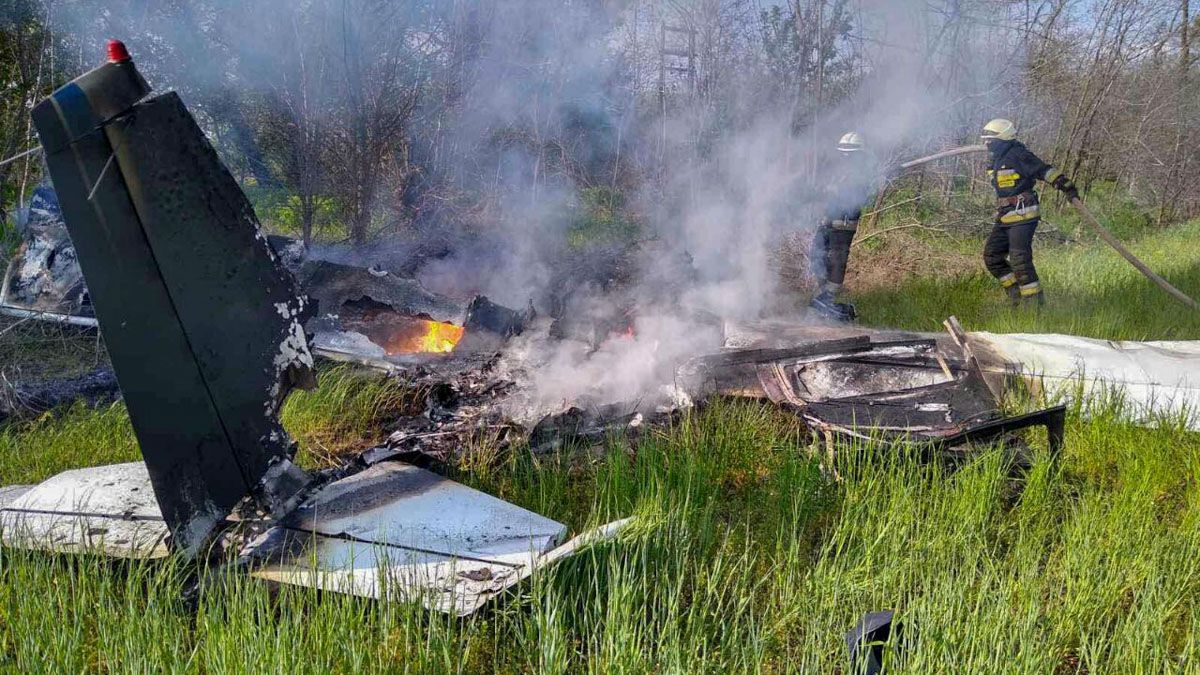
xmin=2 ymin=42 xmax=1199 ymax=616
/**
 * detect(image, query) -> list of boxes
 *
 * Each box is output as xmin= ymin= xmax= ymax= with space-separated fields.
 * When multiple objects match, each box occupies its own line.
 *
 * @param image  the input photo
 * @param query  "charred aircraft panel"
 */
xmin=684 ymin=331 xmax=1067 ymax=454
xmin=32 ymin=52 xmax=314 ymax=557
xmin=755 ymin=338 xmax=1065 ymax=451
xmin=298 ymin=259 xmax=466 ymax=327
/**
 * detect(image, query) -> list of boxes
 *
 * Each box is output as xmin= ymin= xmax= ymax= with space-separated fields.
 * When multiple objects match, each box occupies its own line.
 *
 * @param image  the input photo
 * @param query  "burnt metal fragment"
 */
xmin=846 ymin=610 xmax=898 ymax=675
xmin=691 ymin=332 xmax=1066 ymax=455
xmin=527 ymin=402 xmax=671 ymax=454
xmin=464 ymin=295 xmax=529 ymax=337
xmin=0 ymin=367 xmax=119 ymax=423
xmin=681 ymin=336 xmax=876 ymax=398
xmin=298 ymin=259 xmax=465 ymax=326
xmin=296 ymin=258 xmax=528 ymax=363
xmin=777 ymin=346 xmax=1065 ymax=452
xmin=266 ymin=235 xmax=308 ymax=271
xmin=0 ymin=181 xmax=91 ymax=319
xmin=425 ymin=382 xmax=462 ymax=422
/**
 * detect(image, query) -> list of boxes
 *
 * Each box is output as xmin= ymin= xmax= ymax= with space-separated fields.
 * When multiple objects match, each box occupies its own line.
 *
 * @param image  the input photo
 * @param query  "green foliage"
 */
xmin=1043 ymin=180 xmax=1158 ymax=241
xmin=873 ymin=177 xmax=1163 ymax=241
xmin=760 ymin=1 xmax=857 ymax=123
xmin=1 ymin=179 xmax=26 ymax=257
xmin=0 ymin=213 xmax=16 ymax=260
xmin=241 ymin=183 xmax=343 ymax=242
xmin=566 ymin=186 xmax=640 ymax=248
xmin=0 ymin=0 xmax=62 ymax=233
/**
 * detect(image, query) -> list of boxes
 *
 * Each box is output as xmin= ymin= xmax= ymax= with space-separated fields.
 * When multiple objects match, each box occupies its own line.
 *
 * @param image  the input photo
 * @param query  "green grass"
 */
xmin=855 ymin=219 xmax=1200 ymax=339
xmin=1 ymin=396 xmax=1199 ymax=671
xmin=1 ymin=219 xmax=16 ymax=261
xmin=0 ymin=402 xmax=138 ymax=486
xmin=0 ymin=365 xmax=413 ymax=486
xmin=282 ymin=365 xmax=421 ymax=468
xmin=3 ymin=215 xmax=1200 ymax=670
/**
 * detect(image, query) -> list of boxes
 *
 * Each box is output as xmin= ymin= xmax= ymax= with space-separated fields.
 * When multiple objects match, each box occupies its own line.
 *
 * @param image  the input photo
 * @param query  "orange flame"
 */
xmin=371 ymin=318 xmax=465 ymax=355
xmin=414 ymin=320 xmax=465 ymax=353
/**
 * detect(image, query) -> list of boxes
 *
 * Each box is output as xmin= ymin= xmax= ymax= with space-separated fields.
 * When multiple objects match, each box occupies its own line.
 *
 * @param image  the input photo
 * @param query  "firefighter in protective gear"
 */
xmin=810 ymin=131 xmax=874 ymax=322
xmin=981 ymin=118 xmax=1078 ymax=306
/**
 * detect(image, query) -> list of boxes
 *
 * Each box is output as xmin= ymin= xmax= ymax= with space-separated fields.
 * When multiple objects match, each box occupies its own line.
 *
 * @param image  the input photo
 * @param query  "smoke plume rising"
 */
xmin=46 ymin=0 xmax=1027 ymax=410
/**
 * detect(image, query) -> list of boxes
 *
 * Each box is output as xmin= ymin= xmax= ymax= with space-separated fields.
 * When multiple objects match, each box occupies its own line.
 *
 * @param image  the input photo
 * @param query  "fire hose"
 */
xmin=900 ymin=144 xmax=1200 ymax=311
xmin=1067 ymin=197 xmax=1200 ymax=311
xmin=899 ymin=144 xmax=987 ymax=169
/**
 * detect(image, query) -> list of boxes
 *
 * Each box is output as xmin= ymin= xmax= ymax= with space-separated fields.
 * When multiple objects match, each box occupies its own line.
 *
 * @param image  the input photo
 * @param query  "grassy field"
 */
xmin=1 ymin=218 xmax=1199 ymax=672
xmin=855 ymin=218 xmax=1200 ymax=340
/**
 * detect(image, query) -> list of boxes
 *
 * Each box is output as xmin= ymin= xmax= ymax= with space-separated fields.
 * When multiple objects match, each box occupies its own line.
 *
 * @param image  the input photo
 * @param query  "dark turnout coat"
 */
xmin=987 ymin=139 xmax=1063 ymax=227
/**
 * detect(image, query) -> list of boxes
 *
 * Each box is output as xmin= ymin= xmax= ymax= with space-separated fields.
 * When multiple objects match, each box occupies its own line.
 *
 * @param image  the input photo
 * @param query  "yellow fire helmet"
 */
xmin=837 ymin=131 xmax=864 ymax=153
xmin=981 ymin=118 xmax=1017 ymax=142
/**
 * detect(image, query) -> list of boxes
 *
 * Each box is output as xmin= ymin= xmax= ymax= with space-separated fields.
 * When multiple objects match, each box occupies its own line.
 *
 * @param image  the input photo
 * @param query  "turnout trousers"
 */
xmin=811 ymin=220 xmax=857 ymax=293
xmin=983 ymin=219 xmax=1040 ymax=298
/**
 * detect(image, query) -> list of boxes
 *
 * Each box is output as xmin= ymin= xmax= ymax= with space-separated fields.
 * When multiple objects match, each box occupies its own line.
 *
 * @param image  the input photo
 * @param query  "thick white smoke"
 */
xmin=46 ymin=0 xmax=1028 ymax=412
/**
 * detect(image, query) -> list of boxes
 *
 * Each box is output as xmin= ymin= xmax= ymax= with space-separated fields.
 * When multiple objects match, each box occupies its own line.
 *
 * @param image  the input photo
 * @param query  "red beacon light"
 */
xmin=107 ymin=39 xmax=131 ymax=64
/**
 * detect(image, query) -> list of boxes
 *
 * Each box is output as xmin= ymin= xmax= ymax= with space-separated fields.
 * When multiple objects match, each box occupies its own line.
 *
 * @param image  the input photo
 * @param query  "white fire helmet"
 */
xmin=981 ymin=118 xmax=1017 ymax=142
xmin=837 ymin=131 xmax=864 ymax=153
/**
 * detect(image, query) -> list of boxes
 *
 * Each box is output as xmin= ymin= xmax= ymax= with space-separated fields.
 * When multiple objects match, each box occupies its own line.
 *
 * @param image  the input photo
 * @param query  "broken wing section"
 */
xmin=0 ymin=463 xmax=169 ymax=559
xmin=0 ymin=459 xmax=629 ymax=616
xmin=244 ymin=462 xmax=629 ymax=616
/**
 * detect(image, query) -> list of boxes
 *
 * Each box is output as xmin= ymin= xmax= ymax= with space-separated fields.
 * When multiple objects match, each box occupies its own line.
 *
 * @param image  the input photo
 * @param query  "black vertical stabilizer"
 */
xmin=31 ymin=45 xmax=315 ymax=557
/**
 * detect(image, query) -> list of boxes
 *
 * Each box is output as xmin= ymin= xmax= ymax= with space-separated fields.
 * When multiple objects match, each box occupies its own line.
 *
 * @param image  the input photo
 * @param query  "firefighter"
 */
xmin=980 ymin=118 xmax=1078 ymax=306
xmin=810 ymin=130 xmax=873 ymax=322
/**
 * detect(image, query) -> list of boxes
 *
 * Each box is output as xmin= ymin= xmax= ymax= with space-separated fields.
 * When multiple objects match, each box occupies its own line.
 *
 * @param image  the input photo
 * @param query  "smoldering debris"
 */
xmin=3 ymin=218 xmax=534 ymax=369
xmin=697 ymin=321 xmax=1066 ymax=456
xmin=0 ymin=46 xmax=630 ymax=617
xmin=342 ymin=312 xmax=1068 ymax=473
xmin=300 ymin=259 xmax=465 ymax=327
xmin=298 ymin=263 xmax=532 ymax=368
xmin=2 ymin=181 xmax=1075 ymax=464
xmin=0 ymin=183 xmax=91 ymax=321
xmin=0 ymin=38 xmax=1132 ymax=621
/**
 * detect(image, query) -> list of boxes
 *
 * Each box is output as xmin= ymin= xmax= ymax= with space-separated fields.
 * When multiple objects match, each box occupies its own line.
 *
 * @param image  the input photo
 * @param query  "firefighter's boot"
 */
xmin=1016 ymin=281 xmax=1044 ymax=309
xmin=810 ymin=285 xmax=857 ymax=322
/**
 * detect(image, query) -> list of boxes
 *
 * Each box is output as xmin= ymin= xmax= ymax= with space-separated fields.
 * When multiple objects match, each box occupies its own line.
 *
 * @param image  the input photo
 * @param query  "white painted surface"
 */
xmin=248 ymin=462 xmax=628 ymax=615
xmin=0 ymin=462 xmax=169 ymax=558
xmin=0 ymin=459 xmax=629 ymax=614
xmin=973 ymin=332 xmax=1200 ymax=429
